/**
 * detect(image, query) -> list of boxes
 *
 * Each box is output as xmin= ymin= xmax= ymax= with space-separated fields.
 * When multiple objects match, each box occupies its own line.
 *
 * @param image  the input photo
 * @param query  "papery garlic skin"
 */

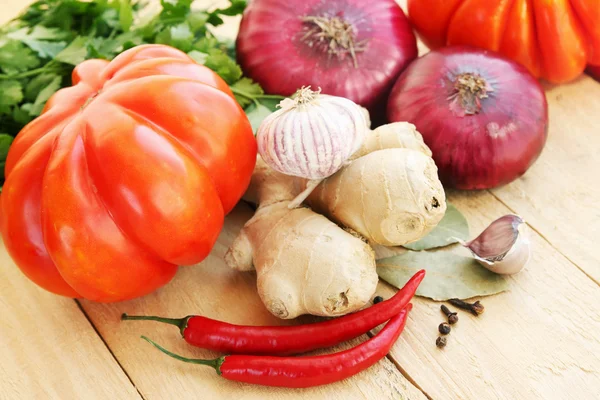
xmin=257 ymin=87 xmax=369 ymax=180
xmin=464 ymin=215 xmax=531 ymax=275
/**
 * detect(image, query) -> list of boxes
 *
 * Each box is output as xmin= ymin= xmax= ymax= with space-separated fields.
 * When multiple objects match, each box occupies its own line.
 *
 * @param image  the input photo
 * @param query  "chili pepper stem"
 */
xmin=141 ymin=336 xmax=225 ymax=375
xmin=121 ymin=314 xmax=190 ymax=337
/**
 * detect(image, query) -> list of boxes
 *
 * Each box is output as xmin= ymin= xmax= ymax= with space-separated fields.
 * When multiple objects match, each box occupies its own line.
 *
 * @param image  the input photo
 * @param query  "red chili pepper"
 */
xmin=142 ymin=304 xmax=412 ymax=388
xmin=122 ymin=269 xmax=424 ymax=355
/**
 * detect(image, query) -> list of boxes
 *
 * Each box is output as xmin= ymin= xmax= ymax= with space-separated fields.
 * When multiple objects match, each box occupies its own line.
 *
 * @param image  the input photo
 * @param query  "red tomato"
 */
xmin=408 ymin=0 xmax=600 ymax=83
xmin=588 ymin=65 xmax=600 ymax=82
xmin=1 ymin=45 xmax=256 ymax=302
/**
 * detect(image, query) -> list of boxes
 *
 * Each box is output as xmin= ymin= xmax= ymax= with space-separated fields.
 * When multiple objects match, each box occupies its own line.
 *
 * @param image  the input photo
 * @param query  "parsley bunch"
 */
xmin=0 ymin=0 xmax=282 ymax=185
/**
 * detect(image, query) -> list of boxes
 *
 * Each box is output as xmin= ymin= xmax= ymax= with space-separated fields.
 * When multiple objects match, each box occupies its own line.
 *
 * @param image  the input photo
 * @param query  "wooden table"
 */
xmin=2 ymin=1 xmax=600 ymax=399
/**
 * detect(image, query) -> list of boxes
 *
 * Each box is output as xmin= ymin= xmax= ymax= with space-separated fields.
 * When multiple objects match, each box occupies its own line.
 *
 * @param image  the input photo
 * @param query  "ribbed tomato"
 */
xmin=588 ymin=65 xmax=600 ymax=82
xmin=407 ymin=0 xmax=600 ymax=83
xmin=1 ymin=45 xmax=256 ymax=302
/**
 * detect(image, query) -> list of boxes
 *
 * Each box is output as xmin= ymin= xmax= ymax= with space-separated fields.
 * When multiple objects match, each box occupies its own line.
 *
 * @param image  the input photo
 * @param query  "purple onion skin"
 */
xmin=387 ymin=46 xmax=548 ymax=190
xmin=236 ymin=0 xmax=417 ymax=120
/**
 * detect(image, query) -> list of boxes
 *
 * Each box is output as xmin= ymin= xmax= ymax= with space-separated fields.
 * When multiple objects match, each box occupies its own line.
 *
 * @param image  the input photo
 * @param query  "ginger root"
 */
xmin=226 ymin=121 xmax=445 ymax=319
xmin=352 ymin=122 xmax=432 ymax=158
xmin=305 ymin=122 xmax=447 ymax=246
xmin=225 ymin=159 xmax=377 ymax=319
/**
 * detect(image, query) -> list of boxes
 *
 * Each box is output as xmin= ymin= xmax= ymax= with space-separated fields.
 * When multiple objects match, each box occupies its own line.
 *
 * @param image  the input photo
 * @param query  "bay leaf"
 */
xmin=377 ymin=251 xmax=509 ymax=301
xmin=403 ymin=203 xmax=469 ymax=251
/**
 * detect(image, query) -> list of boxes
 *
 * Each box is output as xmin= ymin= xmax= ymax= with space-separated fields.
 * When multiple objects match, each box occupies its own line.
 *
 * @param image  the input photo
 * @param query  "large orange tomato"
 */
xmin=588 ymin=65 xmax=600 ymax=82
xmin=408 ymin=0 xmax=600 ymax=83
xmin=1 ymin=45 xmax=256 ymax=302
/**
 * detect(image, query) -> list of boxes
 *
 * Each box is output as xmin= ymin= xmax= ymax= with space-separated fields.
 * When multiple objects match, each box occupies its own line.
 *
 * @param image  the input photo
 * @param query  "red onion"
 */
xmin=387 ymin=47 xmax=548 ymax=190
xmin=236 ymin=0 xmax=417 ymax=119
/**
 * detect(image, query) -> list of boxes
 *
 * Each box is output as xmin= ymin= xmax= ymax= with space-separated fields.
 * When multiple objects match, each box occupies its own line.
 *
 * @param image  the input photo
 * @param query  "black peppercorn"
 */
xmin=441 ymin=304 xmax=458 ymax=324
xmin=436 ymin=336 xmax=447 ymax=348
xmin=438 ymin=322 xmax=451 ymax=335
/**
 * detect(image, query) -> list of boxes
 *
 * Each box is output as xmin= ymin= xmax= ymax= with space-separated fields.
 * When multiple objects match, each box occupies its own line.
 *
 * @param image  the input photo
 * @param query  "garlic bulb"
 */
xmin=257 ymin=87 xmax=369 ymax=180
xmin=463 ymin=215 xmax=531 ymax=275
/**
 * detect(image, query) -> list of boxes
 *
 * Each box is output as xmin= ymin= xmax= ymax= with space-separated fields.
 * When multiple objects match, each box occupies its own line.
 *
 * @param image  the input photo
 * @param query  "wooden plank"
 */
xmin=394 ymin=0 xmax=600 ymax=283
xmin=379 ymin=7 xmax=600 ymax=396
xmin=490 ymin=77 xmax=600 ymax=283
xmin=80 ymin=205 xmax=428 ymax=400
xmin=374 ymin=190 xmax=600 ymax=400
xmin=2 ymin=1 xmax=426 ymax=398
xmin=0 ymin=241 xmax=142 ymax=400
xmin=3 ymin=1 xmax=600 ymax=400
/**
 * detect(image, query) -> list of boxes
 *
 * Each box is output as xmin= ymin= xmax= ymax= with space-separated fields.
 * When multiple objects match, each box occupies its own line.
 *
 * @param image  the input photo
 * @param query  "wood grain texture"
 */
xmin=0 ymin=4 xmax=140 ymax=400
xmin=81 ymin=205 xmax=428 ymax=400
xmin=0 ymin=206 xmax=427 ymax=400
xmin=1 ymin=1 xmax=426 ymax=399
xmin=0 ymin=241 xmax=142 ymax=400
xmin=491 ymin=78 xmax=600 ymax=283
xmin=396 ymin=1 xmax=600 ymax=285
xmin=2 ymin=0 xmax=600 ymax=399
xmin=374 ymin=191 xmax=600 ymax=399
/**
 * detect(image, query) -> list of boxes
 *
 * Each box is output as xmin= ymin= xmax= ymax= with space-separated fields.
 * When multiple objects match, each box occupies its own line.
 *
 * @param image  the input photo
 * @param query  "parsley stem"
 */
xmin=156 ymin=17 xmax=186 ymax=25
xmin=230 ymin=86 xmax=285 ymax=101
xmin=0 ymin=62 xmax=61 ymax=80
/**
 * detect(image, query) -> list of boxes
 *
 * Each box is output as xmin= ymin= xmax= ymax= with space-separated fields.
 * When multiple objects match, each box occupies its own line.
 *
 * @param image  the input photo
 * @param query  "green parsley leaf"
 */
xmin=162 ymin=0 xmax=193 ymax=5
xmin=202 ymin=49 xmax=242 ymax=84
xmin=0 ymin=81 xmax=24 ymax=107
xmin=20 ymin=103 xmax=35 ymax=116
xmin=220 ymin=37 xmax=237 ymax=59
xmin=119 ymin=0 xmax=134 ymax=32
xmin=206 ymin=14 xmax=224 ymax=27
xmin=12 ymin=106 xmax=33 ymax=126
xmin=27 ymin=75 xmax=62 ymax=116
xmin=6 ymin=25 xmax=70 ymax=58
xmin=257 ymin=97 xmax=285 ymax=111
xmin=54 ymin=36 xmax=89 ymax=65
xmin=28 ymin=40 xmax=67 ymax=58
xmin=7 ymin=26 xmax=68 ymax=42
xmin=160 ymin=0 xmax=193 ymax=18
xmin=100 ymin=8 xmax=122 ymax=31
xmin=0 ymin=41 xmax=40 ymax=74
xmin=206 ymin=0 xmax=247 ymax=26
xmin=187 ymin=50 xmax=207 ymax=64
xmin=245 ymin=101 xmax=273 ymax=133
xmin=231 ymin=77 xmax=264 ymax=108
xmin=0 ymin=134 xmax=13 ymax=160
xmin=25 ymin=73 xmax=61 ymax=101
xmin=87 ymin=37 xmax=122 ymax=59
xmin=192 ymin=36 xmax=219 ymax=53
xmin=213 ymin=0 xmax=247 ymax=17
xmin=231 ymin=78 xmax=265 ymax=96
xmin=155 ymin=23 xmax=194 ymax=52
xmin=187 ymin=11 xmax=209 ymax=33
xmin=0 ymin=0 xmax=257 ymax=141
xmin=0 ymin=133 xmax=14 ymax=181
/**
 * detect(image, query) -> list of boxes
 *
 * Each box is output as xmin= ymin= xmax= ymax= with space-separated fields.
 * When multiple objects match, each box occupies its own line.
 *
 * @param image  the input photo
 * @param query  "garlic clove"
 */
xmin=463 ymin=215 xmax=531 ymax=275
xmin=257 ymin=86 xmax=369 ymax=181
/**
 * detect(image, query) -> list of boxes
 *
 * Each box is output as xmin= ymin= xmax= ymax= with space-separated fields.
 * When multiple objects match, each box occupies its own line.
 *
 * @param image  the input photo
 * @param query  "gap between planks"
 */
xmin=382 ymin=348 xmax=433 ymax=400
xmin=69 ymin=188 xmax=600 ymax=400
xmin=74 ymin=299 xmax=146 ymax=400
